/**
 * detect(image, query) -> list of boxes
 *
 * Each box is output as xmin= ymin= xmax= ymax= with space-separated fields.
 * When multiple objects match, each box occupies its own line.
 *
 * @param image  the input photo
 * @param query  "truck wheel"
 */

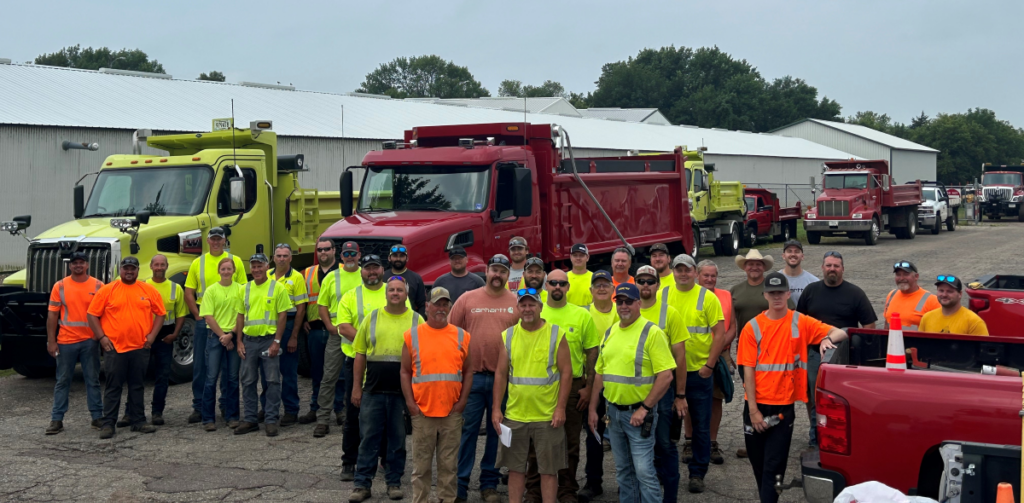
xmin=721 ymin=224 xmax=741 ymax=256
xmin=865 ymin=217 xmax=880 ymax=246
xmin=781 ymin=222 xmax=792 ymax=242
xmin=906 ymin=210 xmax=917 ymax=239
xmin=807 ymin=231 xmax=821 ymax=245
xmin=691 ymin=227 xmax=701 ymax=259
xmin=298 ymin=330 xmax=311 ymax=378
xmin=931 ymin=217 xmax=941 ymax=235
xmin=170 ymin=318 xmax=196 ymax=384
xmin=947 ymin=214 xmax=957 ymax=231
xmin=1018 ymin=206 xmax=1024 ymax=222
xmin=744 ymin=224 xmax=758 ymax=248
xmin=13 ymin=365 xmax=55 ymax=378
xmin=712 ymin=240 xmax=723 ymax=256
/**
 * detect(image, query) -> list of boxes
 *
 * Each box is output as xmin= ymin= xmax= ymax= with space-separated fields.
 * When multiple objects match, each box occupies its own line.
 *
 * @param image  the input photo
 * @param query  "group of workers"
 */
xmin=43 ymin=228 xmax=990 ymax=503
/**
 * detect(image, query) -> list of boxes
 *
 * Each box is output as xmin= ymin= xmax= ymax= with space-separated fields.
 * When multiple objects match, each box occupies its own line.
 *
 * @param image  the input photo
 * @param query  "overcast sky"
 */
xmin=6 ymin=0 xmax=1023 ymax=127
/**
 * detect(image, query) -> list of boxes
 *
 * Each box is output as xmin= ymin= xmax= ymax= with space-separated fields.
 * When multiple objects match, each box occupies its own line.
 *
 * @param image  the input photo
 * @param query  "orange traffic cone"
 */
xmin=886 ymin=313 xmax=906 ymax=371
xmin=995 ymin=482 xmax=1013 ymax=503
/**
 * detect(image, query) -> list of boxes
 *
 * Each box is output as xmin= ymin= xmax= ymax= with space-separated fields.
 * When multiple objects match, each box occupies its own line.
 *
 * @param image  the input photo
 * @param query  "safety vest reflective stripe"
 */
xmin=57 ymin=279 xmax=102 ymax=327
xmin=658 ymin=287 xmax=670 ymax=328
xmin=505 ymin=325 xmax=561 ymax=386
xmin=750 ymin=313 xmax=801 ymax=372
xmin=198 ymin=253 xmax=233 ymax=299
xmin=601 ymin=321 xmax=657 ymax=386
xmin=883 ymin=291 xmax=935 ymax=329
xmin=410 ymin=323 xmax=465 ymax=384
xmin=366 ymin=309 xmax=421 ymax=362
xmin=678 ymin=286 xmax=711 ymax=334
xmin=163 ymin=283 xmax=179 ymax=325
xmin=243 ymin=281 xmax=277 ymax=327
xmin=338 ymin=286 xmax=365 ymax=346
xmin=916 ymin=292 xmax=934 ymax=311
xmin=696 ymin=287 xmax=707 ymax=310
xmin=304 ymin=266 xmax=319 ymax=304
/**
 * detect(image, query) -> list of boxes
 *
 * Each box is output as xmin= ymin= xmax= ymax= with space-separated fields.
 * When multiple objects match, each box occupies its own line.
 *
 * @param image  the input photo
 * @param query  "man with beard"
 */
xmin=449 ymin=255 xmax=520 ymax=503
xmin=433 ymin=246 xmax=484 ymax=304
xmin=695 ymin=260 xmax=736 ymax=463
xmin=778 ymin=240 xmax=817 ymax=306
xmin=797 ymin=251 xmax=876 ymax=447
xmin=882 ymin=260 xmax=940 ymax=330
xmin=731 ymin=250 xmax=794 ymax=337
xmin=579 ymin=270 xmax=618 ymax=501
xmin=299 ymin=237 xmax=343 ymax=426
xmin=611 ymin=248 xmax=634 ymax=287
xmin=919 ymin=275 xmax=989 ymax=335
xmin=522 ymin=257 xmax=548 ymax=302
xmin=649 ymin=243 xmax=674 ymax=291
xmin=387 ymin=244 xmax=426 ymax=314
xmin=506 ymin=236 xmax=530 ymax=292
xmin=312 ymin=241 xmax=362 ymax=434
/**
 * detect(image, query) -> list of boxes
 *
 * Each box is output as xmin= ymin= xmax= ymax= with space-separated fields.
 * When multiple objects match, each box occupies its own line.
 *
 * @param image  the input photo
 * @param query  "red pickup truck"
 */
xmin=743 ymin=187 xmax=801 ymax=247
xmin=966 ymin=274 xmax=1024 ymax=337
xmin=802 ymin=329 xmax=1023 ymax=502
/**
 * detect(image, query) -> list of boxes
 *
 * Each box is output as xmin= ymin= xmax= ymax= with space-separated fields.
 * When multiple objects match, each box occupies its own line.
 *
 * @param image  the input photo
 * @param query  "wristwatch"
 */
xmin=675 ymin=394 xmax=687 ymax=400
xmin=273 ymin=339 xmax=282 ymax=344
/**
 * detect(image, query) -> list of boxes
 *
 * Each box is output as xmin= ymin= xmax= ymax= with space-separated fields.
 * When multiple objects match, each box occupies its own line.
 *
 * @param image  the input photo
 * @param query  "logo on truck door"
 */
xmin=994 ymin=298 xmax=1024 ymax=305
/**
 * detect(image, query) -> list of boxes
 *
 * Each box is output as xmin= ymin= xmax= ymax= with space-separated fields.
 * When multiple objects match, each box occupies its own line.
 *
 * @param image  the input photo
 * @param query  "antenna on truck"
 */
xmin=341 ymin=105 xmax=345 ymax=167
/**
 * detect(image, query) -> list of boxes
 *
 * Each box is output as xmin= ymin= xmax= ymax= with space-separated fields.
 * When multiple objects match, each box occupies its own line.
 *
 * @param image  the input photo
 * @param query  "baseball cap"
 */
xmin=120 ymin=256 xmax=140 ymax=268
xmin=516 ymin=287 xmax=543 ymax=303
xmin=783 ymin=239 xmax=803 ymax=252
xmin=763 ymin=272 xmax=790 ymax=293
xmin=635 ymin=265 xmax=658 ymax=278
xmin=525 ymin=257 xmax=545 ymax=270
xmin=488 ymin=254 xmax=511 ymax=271
xmin=448 ymin=246 xmax=467 ymax=258
xmin=208 ymin=227 xmax=226 ymax=238
xmin=429 ymin=287 xmax=452 ymax=303
xmin=360 ymin=254 xmax=383 ymax=267
xmin=508 ymin=236 xmax=527 ymax=249
xmin=935 ymin=275 xmax=963 ymax=292
xmin=592 ymin=270 xmax=613 ymax=284
xmin=893 ymin=260 xmax=917 ymax=273
xmin=249 ymin=252 xmax=269 ymax=264
xmin=570 ymin=243 xmax=589 ymax=255
xmin=649 ymin=243 xmax=670 ymax=255
xmin=614 ymin=283 xmax=641 ymax=300
xmin=341 ymin=241 xmax=359 ymax=253
xmin=671 ymin=254 xmax=696 ymax=269
xmin=69 ymin=251 xmax=89 ymax=263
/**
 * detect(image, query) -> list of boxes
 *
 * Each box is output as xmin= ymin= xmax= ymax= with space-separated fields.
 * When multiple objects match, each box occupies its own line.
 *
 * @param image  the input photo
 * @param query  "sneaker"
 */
xmin=90 ymin=418 xmax=103 ymax=430
xmin=736 ymin=448 xmax=748 ymax=458
xmin=265 ymin=423 xmax=279 ymax=437
xmin=257 ymin=410 xmax=265 ymax=423
xmin=339 ymin=465 xmax=355 ymax=481
xmin=681 ymin=439 xmax=693 ymax=463
xmin=314 ymin=424 xmax=330 ymax=437
xmin=116 ymin=417 xmax=130 ymax=428
xmin=234 ymin=422 xmax=259 ymax=435
xmin=348 ymin=487 xmax=371 ymax=502
xmin=187 ymin=410 xmax=202 ymax=424
xmin=481 ymin=488 xmax=501 ymax=503
xmin=578 ymin=483 xmax=603 ymax=502
xmin=387 ymin=486 xmax=404 ymax=500
xmin=99 ymin=427 xmax=115 ymax=439
xmin=298 ymin=410 xmax=317 ymax=424
xmin=280 ymin=413 xmax=298 ymax=427
xmin=688 ymin=477 xmax=705 ymax=493
xmin=45 ymin=420 xmax=64 ymax=435
xmin=710 ymin=440 xmax=724 ymax=465
xmin=131 ymin=423 xmax=156 ymax=434
xmin=204 ymin=422 xmax=217 ymax=432
xmin=151 ymin=415 xmax=165 ymax=426
xmin=228 ymin=420 xmax=240 ymax=429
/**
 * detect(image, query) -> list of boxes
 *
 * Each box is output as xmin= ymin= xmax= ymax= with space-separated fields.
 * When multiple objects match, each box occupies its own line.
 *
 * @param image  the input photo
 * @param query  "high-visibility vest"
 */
xmin=197 ymin=252 xmax=234 ymax=300
xmin=749 ymin=313 xmax=803 ymax=372
xmin=662 ymin=285 xmax=710 ymax=335
xmin=364 ymin=309 xmax=421 ymax=363
xmin=304 ymin=265 xmax=321 ymax=321
xmin=504 ymin=324 xmax=562 ymax=387
xmin=409 ymin=324 xmax=466 ymax=384
xmin=883 ymin=289 xmax=935 ymax=330
xmin=54 ymin=278 xmax=103 ymax=328
xmin=600 ymin=321 xmax=658 ymax=387
xmin=243 ymin=280 xmax=278 ymax=330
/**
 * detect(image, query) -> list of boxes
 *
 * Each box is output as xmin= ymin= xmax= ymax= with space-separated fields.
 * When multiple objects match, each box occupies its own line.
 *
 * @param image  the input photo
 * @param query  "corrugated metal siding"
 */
xmin=278 ymin=137 xmax=387 ymax=190
xmin=706 ymin=154 xmax=832 ymax=206
xmin=773 ymin=121 xmax=890 ymax=161
xmin=890 ymin=150 xmax=938 ymax=184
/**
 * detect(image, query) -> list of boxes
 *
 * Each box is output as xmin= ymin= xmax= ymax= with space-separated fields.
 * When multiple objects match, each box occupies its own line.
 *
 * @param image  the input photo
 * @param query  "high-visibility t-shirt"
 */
xmin=337 ymin=285 xmax=411 ymax=358
xmin=271 ymin=267 xmax=309 ymax=314
xmin=503 ymin=322 xmax=567 ymax=423
xmin=48 ymin=276 xmax=103 ymax=344
xmin=145 ymin=279 xmax=188 ymax=326
xmin=736 ymin=310 xmax=833 ymax=405
xmin=184 ymin=252 xmax=247 ymax=304
xmin=712 ymin=288 xmax=732 ymax=332
xmin=663 ymin=285 xmax=724 ymax=371
xmin=566 ymin=270 xmax=594 ymax=307
xmin=640 ymin=302 xmax=690 ymax=346
xmin=240 ymin=279 xmax=293 ymax=337
xmin=882 ymin=288 xmax=941 ymax=330
xmin=596 ymin=319 xmax=676 ymax=406
xmin=584 ymin=304 xmax=619 ymax=336
xmin=612 ymin=275 xmax=635 ymax=288
xmin=542 ymin=303 xmax=600 ymax=378
xmin=317 ymin=267 xmax=363 ymax=328
xmin=199 ymin=282 xmax=244 ymax=333
xmin=405 ymin=323 xmax=471 ymax=417
xmin=659 ymin=273 xmax=674 ymax=291
xmin=354 ymin=307 xmax=420 ymax=393
xmin=88 ymin=280 xmax=167 ymax=353
xmin=918 ymin=307 xmax=989 ymax=336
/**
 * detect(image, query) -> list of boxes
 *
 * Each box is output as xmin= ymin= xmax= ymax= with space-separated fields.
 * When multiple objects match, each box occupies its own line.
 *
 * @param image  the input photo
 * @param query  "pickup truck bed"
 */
xmin=803 ymin=328 xmax=1024 ymax=502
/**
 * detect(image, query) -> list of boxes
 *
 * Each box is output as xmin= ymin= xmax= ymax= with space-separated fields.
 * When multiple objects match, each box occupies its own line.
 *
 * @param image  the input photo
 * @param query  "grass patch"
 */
xmin=0 ymin=346 xmax=15 ymax=378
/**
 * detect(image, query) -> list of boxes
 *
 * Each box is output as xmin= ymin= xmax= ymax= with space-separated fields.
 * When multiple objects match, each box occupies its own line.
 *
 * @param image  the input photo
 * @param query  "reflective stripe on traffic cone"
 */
xmin=886 ymin=313 xmax=906 ymax=371
xmin=995 ymin=482 xmax=1013 ymax=503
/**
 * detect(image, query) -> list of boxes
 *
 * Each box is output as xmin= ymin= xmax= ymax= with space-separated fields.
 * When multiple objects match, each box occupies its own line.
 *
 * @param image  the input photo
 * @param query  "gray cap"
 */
xmin=525 ymin=257 xmax=545 ymax=270
xmin=671 ymin=254 xmax=696 ymax=269
xmin=508 ymin=236 xmax=527 ymax=249
xmin=429 ymin=287 xmax=452 ymax=303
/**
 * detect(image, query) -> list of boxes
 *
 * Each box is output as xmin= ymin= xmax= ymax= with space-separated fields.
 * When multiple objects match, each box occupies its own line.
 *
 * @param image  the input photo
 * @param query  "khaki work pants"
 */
xmin=411 ymin=412 xmax=464 ymax=503
xmin=526 ymin=377 xmax=585 ymax=502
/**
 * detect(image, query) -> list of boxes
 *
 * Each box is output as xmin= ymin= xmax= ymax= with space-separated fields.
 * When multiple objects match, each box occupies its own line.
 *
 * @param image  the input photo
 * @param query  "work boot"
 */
xmin=348 ymin=487 xmax=371 ymax=502
xmin=257 ymin=410 xmax=265 ymax=423
xmin=90 ymin=418 xmax=103 ymax=430
xmin=187 ymin=410 xmax=201 ymax=424
xmin=298 ymin=410 xmax=317 ymax=424
xmin=681 ymin=439 xmax=693 ymax=463
xmin=336 ymin=411 xmax=345 ymax=426
xmin=710 ymin=440 xmax=724 ymax=465
xmin=131 ymin=423 xmax=156 ymax=434
xmin=577 ymin=483 xmax=603 ymax=502
xmin=99 ymin=427 xmax=115 ymax=439
xmin=688 ymin=477 xmax=705 ymax=493
xmin=204 ymin=422 xmax=217 ymax=432
xmin=736 ymin=447 xmax=748 ymax=458
xmin=481 ymin=488 xmax=501 ymax=503
xmin=116 ymin=416 xmax=130 ymax=428
xmin=265 ymin=423 xmax=279 ymax=437
xmin=602 ymin=438 xmax=611 ymax=452
xmin=151 ymin=415 xmax=165 ymax=426
xmin=280 ymin=413 xmax=298 ymax=427
xmin=387 ymin=486 xmax=404 ymax=500
xmin=314 ymin=424 xmax=330 ymax=437
xmin=45 ymin=420 xmax=64 ymax=435
xmin=339 ymin=465 xmax=355 ymax=481
xmin=234 ymin=422 xmax=259 ymax=435
xmin=227 ymin=420 xmax=239 ymax=429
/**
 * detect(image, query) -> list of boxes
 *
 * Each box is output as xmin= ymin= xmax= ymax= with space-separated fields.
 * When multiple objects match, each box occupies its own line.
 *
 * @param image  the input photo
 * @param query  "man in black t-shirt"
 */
xmin=433 ymin=246 xmax=484 ymax=304
xmin=796 ymin=250 xmax=876 ymax=448
xmin=387 ymin=244 xmax=427 ymax=315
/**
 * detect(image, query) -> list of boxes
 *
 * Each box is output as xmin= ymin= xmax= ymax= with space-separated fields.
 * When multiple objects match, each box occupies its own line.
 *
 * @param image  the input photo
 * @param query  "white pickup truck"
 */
xmin=918 ymin=182 xmax=959 ymax=234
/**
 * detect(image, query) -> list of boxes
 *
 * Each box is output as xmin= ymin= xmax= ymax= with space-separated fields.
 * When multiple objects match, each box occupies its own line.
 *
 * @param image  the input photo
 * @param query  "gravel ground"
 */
xmin=0 ymin=222 xmax=1019 ymax=502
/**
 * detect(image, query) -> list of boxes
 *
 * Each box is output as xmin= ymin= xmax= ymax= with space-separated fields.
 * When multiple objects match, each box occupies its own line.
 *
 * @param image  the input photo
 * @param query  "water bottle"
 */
xmin=744 ymin=413 xmax=785 ymax=435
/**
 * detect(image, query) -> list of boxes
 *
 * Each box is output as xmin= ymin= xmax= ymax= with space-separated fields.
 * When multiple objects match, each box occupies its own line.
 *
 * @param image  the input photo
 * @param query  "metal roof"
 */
xmin=773 ymin=118 xmax=938 ymax=153
xmin=409 ymin=97 xmax=580 ymax=116
xmin=578 ymin=108 xmax=671 ymax=125
xmin=0 ymin=63 xmax=856 ymax=160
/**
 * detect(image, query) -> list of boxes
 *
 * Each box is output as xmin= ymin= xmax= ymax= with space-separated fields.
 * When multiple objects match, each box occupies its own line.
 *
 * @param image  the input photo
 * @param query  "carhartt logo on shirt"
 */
xmin=471 ymin=307 xmax=515 ymax=314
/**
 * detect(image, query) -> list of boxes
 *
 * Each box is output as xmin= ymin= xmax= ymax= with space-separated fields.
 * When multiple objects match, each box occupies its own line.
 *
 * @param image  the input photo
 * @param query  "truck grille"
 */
xmin=327 ymin=238 xmax=402 ymax=261
xmin=983 ymin=187 xmax=1012 ymax=201
xmin=27 ymin=244 xmax=113 ymax=294
xmin=817 ymin=200 xmax=850 ymax=217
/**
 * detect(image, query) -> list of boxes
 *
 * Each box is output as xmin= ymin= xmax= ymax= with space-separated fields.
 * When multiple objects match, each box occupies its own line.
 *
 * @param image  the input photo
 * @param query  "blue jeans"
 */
xmin=260 ymin=319 xmax=299 ymax=416
xmin=686 ymin=371 xmax=713 ymax=479
xmin=654 ymin=384 xmax=680 ymax=502
xmin=607 ymin=405 xmax=660 ymax=503
xmin=240 ymin=336 xmax=281 ymax=424
xmin=457 ymin=372 xmax=504 ymax=499
xmin=807 ymin=349 xmax=821 ymax=446
xmin=354 ymin=392 xmax=407 ymax=488
xmin=51 ymin=339 xmax=103 ymax=421
xmin=150 ymin=333 xmax=174 ymax=415
xmin=191 ymin=318 xmax=208 ymax=411
xmin=203 ymin=333 xmax=241 ymax=423
xmin=307 ymin=328 xmax=345 ymax=412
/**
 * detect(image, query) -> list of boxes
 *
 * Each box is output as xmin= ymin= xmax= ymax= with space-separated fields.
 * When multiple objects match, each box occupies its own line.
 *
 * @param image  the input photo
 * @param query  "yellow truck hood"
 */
xmin=32 ymin=216 xmax=200 ymax=241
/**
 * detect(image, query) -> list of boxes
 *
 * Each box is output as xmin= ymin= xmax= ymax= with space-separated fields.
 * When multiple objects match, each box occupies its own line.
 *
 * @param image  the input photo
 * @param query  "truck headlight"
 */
xmin=1013 ymin=195 xmax=1023 ymax=202
xmin=852 ymin=213 xmax=862 ymax=219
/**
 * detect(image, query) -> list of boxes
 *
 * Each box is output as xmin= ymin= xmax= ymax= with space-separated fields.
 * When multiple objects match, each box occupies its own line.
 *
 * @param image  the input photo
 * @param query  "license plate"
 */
xmin=1010 ymin=204 xmax=1017 ymax=208
xmin=829 ymin=221 xmax=839 ymax=227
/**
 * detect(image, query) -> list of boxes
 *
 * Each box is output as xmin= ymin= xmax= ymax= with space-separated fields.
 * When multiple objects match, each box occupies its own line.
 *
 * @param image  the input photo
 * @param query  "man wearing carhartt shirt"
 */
xmin=448 ymin=254 xmax=520 ymax=503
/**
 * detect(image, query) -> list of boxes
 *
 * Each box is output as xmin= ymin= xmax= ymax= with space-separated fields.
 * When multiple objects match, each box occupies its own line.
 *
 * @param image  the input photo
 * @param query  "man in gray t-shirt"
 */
xmin=432 ymin=246 xmax=484 ymax=303
xmin=779 ymin=239 xmax=818 ymax=305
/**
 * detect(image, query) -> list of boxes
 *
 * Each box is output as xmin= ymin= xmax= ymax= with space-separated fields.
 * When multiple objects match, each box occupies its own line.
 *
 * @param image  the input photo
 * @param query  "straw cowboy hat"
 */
xmin=735 ymin=249 xmax=774 ymax=270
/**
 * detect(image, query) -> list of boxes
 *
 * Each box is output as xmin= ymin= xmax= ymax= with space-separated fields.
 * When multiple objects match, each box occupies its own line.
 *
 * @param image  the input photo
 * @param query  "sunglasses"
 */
xmin=275 ymin=243 xmax=291 ymax=250
xmin=489 ymin=258 xmax=511 ymax=267
xmin=614 ymin=298 xmax=637 ymax=306
xmin=387 ymin=275 xmax=407 ymax=283
xmin=362 ymin=254 xmax=382 ymax=264
xmin=342 ymin=251 xmax=358 ymax=258
xmin=893 ymin=261 xmax=915 ymax=272
xmin=547 ymin=280 xmax=569 ymax=287
xmin=390 ymin=246 xmax=408 ymax=254
xmin=635 ymin=278 xmax=659 ymax=286
xmin=517 ymin=288 xmax=540 ymax=296
xmin=824 ymin=251 xmax=843 ymax=259
xmin=316 ymin=247 xmax=334 ymax=253
xmin=937 ymin=275 xmax=957 ymax=283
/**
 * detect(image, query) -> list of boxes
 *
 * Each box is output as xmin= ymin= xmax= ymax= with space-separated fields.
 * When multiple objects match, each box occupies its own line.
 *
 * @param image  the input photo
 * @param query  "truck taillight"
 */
xmin=968 ymin=297 xmax=989 ymax=312
xmin=816 ymin=389 xmax=850 ymax=455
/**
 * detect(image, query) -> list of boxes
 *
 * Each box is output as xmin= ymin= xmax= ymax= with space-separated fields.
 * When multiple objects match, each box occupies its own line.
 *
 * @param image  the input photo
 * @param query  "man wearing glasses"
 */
xmin=299 ymin=237 xmax=343 ymax=425
xmin=265 ymin=243 xmax=308 ymax=426
xmin=387 ymin=244 xmax=426 ymax=315
xmin=580 ymin=270 xmax=617 ymax=501
xmin=882 ymin=260 xmax=940 ymax=331
xmin=919 ymin=276 xmax=989 ymax=335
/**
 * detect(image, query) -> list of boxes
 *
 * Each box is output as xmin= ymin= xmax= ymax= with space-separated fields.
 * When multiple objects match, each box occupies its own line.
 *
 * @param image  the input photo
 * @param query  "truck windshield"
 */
xmin=984 ymin=173 xmax=1023 ymax=185
xmin=358 ymin=165 xmax=490 ymax=212
xmin=922 ymin=189 xmax=936 ymax=201
xmin=824 ymin=174 xmax=868 ymax=190
xmin=83 ymin=166 xmax=214 ymax=217
xmin=744 ymin=197 xmax=755 ymax=213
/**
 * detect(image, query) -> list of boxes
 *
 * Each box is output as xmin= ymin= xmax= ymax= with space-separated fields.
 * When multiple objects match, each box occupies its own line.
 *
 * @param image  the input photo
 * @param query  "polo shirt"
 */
xmin=542 ymin=302 xmax=600 ymax=378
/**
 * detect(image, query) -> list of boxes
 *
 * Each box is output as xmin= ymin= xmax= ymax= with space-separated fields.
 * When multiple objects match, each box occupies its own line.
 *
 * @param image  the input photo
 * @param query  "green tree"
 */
xmin=35 ymin=45 xmax=165 ymax=73
xmin=498 ymin=79 xmax=524 ymax=97
xmin=568 ymin=91 xmax=591 ymax=109
xmin=198 ymin=71 xmax=226 ymax=82
xmin=499 ymin=79 xmax=569 ymax=98
xmin=393 ymin=174 xmax=452 ymax=210
xmin=357 ymin=55 xmax=490 ymax=99
xmin=846 ymin=111 xmax=896 ymax=132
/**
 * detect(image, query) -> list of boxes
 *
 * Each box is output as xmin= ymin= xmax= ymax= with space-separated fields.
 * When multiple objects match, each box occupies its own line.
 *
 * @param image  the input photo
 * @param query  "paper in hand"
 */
xmin=499 ymin=424 xmax=512 ymax=448
xmin=590 ymin=426 xmax=601 ymax=444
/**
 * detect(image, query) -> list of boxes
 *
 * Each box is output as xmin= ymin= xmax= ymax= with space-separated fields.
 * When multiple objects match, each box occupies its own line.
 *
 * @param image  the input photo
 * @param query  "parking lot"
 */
xmin=0 ymin=222 xmax=1020 ymax=502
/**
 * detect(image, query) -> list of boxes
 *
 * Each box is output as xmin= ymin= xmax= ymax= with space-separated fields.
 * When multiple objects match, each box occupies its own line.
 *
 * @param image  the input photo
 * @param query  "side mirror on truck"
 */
xmin=73 ymin=185 xmax=85 ymax=219
xmin=513 ymin=167 xmax=533 ymax=217
xmin=340 ymin=170 xmax=354 ymax=218
xmin=229 ymin=177 xmax=246 ymax=212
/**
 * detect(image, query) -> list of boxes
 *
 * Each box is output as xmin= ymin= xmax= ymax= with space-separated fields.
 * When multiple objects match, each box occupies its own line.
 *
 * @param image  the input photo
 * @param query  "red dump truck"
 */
xmin=802 ymin=329 xmax=1023 ymax=503
xmin=979 ymin=165 xmax=1024 ymax=221
xmin=804 ymin=160 xmax=923 ymax=246
xmin=327 ymin=123 xmax=699 ymax=279
xmin=742 ymin=187 xmax=801 ymax=246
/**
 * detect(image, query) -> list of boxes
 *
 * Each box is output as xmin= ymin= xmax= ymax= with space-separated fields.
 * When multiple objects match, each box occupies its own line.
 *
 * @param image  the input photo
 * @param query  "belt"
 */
xmin=475 ymin=371 xmax=495 ymax=376
xmin=610 ymin=402 xmax=644 ymax=411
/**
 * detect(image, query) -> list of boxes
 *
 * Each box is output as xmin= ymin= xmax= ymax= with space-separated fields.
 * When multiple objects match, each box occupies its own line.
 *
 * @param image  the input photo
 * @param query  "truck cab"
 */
xmin=743 ymin=188 xmax=801 ymax=246
xmin=917 ymin=182 xmax=957 ymax=234
xmin=682 ymin=153 xmax=746 ymax=256
xmin=979 ymin=165 xmax=1024 ymax=221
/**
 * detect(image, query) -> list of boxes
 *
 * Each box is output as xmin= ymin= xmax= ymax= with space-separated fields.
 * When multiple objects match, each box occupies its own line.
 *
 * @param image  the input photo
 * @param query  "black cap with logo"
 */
xmin=570 ymin=243 xmax=589 ymax=255
xmin=120 ymin=256 xmax=140 ymax=268
xmin=69 ymin=251 xmax=89 ymax=263
xmin=763 ymin=272 xmax=790 ymax=293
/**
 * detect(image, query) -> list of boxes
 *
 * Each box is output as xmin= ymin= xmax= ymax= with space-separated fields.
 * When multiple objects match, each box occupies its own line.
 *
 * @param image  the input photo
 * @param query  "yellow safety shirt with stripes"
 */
xmin=353 ymin=308 xmax=421 ymax=363
xmin=662 ymin=285 xmax=723 ymax=371
xmin=145 ymin=278 xmax=189 ymax=326
xmin=503 ymin=322 xmax=567 ymax=423
xmin=335 ymin=284 xmax=411 ymax=358
xmin=541 ymin=303 xmax=599 ymax=378
xmin=660 ymin=273 xmax=674 ymax=291
xmin=240 ymin=279 xmax=293 ymax=337
xmin=583 ymin=304 xmax=619 ymax=336
xmin=184 ymin=252 xmax=247 ymax=303
xmin=640 ymin=298 xmax=690 ymax=346
xmin=596 ymin=318 xmax=676 ymax=406
xmin=317 ymin=267 xmax=363 ymax=333
xmin=271 ymin=267 xmax=308 ymax=314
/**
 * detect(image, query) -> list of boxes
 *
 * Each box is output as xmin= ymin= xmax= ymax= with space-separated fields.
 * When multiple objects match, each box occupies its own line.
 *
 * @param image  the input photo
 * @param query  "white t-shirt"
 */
xmin=781 ymin=269 xmax=819 ymax=305
xmin=506 ymin=267 xmax=525 ymax=291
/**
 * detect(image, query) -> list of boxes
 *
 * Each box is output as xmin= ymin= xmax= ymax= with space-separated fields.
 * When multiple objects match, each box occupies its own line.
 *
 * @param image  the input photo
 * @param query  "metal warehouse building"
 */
xmin=771 ymin=118 xmax=938 ymax=184
xmin=0 ymin=62 xmax=857 ymax=268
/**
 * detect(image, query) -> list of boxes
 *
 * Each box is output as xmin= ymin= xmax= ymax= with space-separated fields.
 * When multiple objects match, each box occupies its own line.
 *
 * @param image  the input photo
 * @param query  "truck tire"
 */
xmin=721 ymin=224 xmax=741 ymax=256
xmin=906 ymin=210 xmax=917 ymax=239
xmin=712 ymin=240 xmax=723 ymax=256
xmin=780 ymin=222 xmax=792 ymax=242
xmin=807 ymin=231 xmax=821 ymax=245
xmin=744 ymin=224 xmax=758 ymax=248
xmin=691 ymin=227 xmax=701 ymax=259
xmin=1018 ymin=206 xmax=1024 ymax=222
xmin=864 ymin=217 xmax=880 ymax=246
xmin=13 ymin=365 xmax=55 ymax=378
xmin=298 ymin=330 xmax=311 ymax=378
xmin=170 ymin=318 xmax=196 ymax=384
xmin=947 ymin=213 xmax=957 ymax=231
xmin=931 ymin=216 xmax=941 ymax=235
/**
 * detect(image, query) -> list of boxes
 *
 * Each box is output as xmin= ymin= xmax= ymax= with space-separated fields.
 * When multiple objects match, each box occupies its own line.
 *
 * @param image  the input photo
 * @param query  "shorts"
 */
xmin=497 ymin=419 xmax=567 ymax=475
xmin=713 ymin=381 xmax=725 ymax=400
